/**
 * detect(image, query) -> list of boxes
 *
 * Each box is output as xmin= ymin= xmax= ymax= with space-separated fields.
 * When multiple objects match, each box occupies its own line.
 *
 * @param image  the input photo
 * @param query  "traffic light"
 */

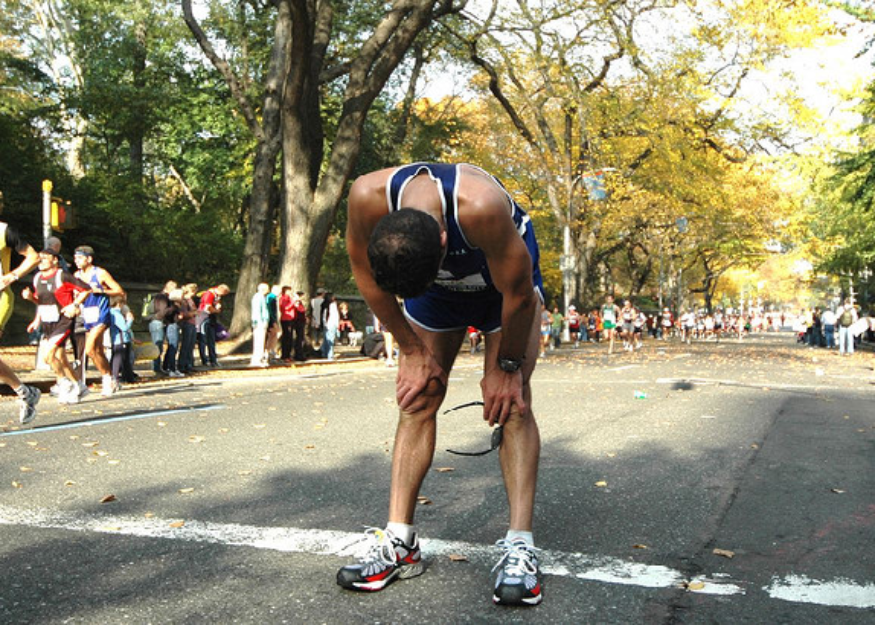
xmin=50 ymin=197 xmax=76 ymax=231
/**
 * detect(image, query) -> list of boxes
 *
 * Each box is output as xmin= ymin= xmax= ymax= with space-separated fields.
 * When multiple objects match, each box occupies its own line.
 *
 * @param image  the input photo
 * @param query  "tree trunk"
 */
xmin=276 ymin=0 xmax=454 ymax=298
xmin=183 ymin=0 xmax=291 ymax=336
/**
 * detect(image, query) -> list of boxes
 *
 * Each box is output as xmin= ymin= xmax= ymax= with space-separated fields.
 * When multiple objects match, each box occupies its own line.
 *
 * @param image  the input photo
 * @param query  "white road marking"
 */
xmin=2 ymin=505 xmax=873 ymax=608
xmin=0 ymin=404 xmax=225 ymax=437
xmin=765 ymin=575 xmax=875 ymax=608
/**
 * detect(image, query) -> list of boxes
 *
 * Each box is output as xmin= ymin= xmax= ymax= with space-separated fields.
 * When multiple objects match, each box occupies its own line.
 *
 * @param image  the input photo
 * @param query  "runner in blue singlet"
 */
xmin=342 ymin=163 xmax=545 ymax=606
xmin=73 ymin=246 xmax=125 ymax=396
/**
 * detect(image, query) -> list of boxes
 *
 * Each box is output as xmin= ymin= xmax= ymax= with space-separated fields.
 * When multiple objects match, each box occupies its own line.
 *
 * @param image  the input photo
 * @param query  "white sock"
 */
xmin=506 ymin=529 xmax=534 ymax=547
xmin=13 ymin=385 xmax=27 ymax=398
xmin=386 ymin=522 xmax=415 ymax=545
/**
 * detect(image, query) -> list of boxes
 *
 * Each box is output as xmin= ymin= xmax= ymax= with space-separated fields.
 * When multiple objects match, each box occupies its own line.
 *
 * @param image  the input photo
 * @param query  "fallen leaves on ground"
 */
xmin=178 ymin=487 xmax=195 ymax=494
xmin=417 ymin=495 xmax=433 ymax=505
xmin=448 ymin=554 xmax=468 ymax=562
xmin=595 ymin=480 xmax=608 ymax=488
xmin=712 ymin=548 xmax=735 ymax=559
xmin=100 ymin=494 xmax=117 ymax=503
xmin=169 ymin=521 xmax=185 ymax=528
xmin=435 ymin=467 xmax=455 ymax=473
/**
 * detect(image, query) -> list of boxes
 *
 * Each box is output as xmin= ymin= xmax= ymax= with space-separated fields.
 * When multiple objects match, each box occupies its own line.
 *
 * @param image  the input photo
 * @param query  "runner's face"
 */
xmin=74 ymin=253 xmax=92 ymax=269
xmin=38 ymin=252 xmax=57 ymax=271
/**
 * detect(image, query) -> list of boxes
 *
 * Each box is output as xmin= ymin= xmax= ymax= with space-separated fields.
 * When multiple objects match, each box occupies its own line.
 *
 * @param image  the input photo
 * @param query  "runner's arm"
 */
xmin=95 ymin=268 xmax=125 ymax=297
xmin=0 ymin=235 xmax=38 ymax=290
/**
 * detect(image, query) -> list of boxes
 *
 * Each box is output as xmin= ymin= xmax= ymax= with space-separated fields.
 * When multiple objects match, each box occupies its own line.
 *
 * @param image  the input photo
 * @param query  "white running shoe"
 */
xmin=58 ymin=379 xmax=79 ymax=404
xmin=18 ymin=385 xmax=41 ymax=425
xmin=101 ymin=375 xmax=115 ymax=397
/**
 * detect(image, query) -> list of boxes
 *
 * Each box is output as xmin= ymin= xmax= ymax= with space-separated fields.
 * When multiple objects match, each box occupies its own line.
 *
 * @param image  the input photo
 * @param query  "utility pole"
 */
xmin=41 ymin=179 xmax=52 ymax=246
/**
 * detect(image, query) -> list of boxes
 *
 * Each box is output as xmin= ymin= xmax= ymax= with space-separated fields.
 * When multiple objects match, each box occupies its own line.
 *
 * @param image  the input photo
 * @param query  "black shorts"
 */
xmin=43 ymin=317 xmax=75 ymax=347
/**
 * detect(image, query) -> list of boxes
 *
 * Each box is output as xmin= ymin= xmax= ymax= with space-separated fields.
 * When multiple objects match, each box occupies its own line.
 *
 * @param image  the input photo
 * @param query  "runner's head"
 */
xmin=367 ymin=208 xmax=444 ymax=298
xmin=74 ymin=245 xmax=95 ymax=269
xmin=38 ymin=248 xmax=59 ymax=270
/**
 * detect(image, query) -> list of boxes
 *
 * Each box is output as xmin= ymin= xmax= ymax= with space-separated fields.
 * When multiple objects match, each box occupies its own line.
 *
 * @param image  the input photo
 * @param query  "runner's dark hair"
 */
xmin=367 ymin=208 xmax=442 ymax=299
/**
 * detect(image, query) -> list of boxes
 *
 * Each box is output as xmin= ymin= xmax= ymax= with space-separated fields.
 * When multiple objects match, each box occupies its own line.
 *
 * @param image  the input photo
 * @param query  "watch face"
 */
xmin=499 ymin=358 xmax=522 ymax=372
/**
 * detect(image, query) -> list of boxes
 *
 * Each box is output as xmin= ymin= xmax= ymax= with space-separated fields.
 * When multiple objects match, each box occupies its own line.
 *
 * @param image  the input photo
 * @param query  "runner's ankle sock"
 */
xmin=13 ymin=385 xmax=27 ymax=399
xmin=505 ymin=529 xmax=534 ymax=547
xmin=386 ymin=522 xmax=415 ymax=545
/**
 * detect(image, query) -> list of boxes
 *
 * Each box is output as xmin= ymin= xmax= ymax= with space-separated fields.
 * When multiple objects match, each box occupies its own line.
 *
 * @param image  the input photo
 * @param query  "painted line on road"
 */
xmin=655 ymin=377 xmax=857 ymax=393
xmin=0 ymin=404 xmax=225 ymax=438
xmin=1 ymin=505 xmax=874 ymax=607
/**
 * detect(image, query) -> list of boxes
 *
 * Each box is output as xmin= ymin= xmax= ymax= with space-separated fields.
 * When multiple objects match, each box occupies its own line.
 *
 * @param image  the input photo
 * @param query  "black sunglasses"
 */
xmin=443 ymin=401 xmax=503 ymax=456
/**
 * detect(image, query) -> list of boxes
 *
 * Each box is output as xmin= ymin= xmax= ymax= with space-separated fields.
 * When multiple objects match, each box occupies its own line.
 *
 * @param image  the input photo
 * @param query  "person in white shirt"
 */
xmin=820 ymin=308 xmax=837 ymax=349
xmin=836 ymin=298 xmax=859 ymax=355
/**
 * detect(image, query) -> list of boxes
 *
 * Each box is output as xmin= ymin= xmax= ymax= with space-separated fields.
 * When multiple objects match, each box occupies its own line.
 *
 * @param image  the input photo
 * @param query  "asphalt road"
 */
xmin=0 ymin=333 xmax=873 ymax=624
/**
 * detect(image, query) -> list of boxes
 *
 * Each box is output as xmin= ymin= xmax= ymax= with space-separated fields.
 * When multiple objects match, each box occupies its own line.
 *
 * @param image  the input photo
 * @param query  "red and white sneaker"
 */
xmin=492 ymin=539 xmax=543 ymax=606
xmin=336 ymin=528 xmax=424 ymax=591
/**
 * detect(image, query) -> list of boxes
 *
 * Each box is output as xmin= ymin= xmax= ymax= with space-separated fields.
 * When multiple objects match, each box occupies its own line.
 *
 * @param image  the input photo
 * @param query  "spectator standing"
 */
xmin=821 ymin=307 xmax=836 ymax=349
xmin=73 ymin=246 xmax=125 ymax=396
xmin=320 ymin=292 xmax=339 ymax=360
xmin=162 ymin=289 xmax=184 ymax=377
xmin=279 ymin=286 xmax=296 ymax=361
xmin=177 ymin=283 xmax=199 ymax=374
xmin=198 ymin=284 xmax=230 ymax=367
xmin=250 ymin=282 xmax=270 ymax=367
xmin=837 ymin=298 xmax=858 ymax=356
xmin=292 ymin=291 xmax=308 ymax=361
xmin=310 ymin=287 xmax=326 ymax=347
xmin=265 ymin=284 xmax=281 ymax=362
xmin=148 ymin=281 xmax=177 ymax=375
xmin=109 ymin=295 xmax=135 ymax=389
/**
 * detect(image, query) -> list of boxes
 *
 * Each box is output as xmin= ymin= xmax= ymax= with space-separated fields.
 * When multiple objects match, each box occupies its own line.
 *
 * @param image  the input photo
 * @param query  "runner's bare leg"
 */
xmin=387 ymin=327 xmax=465 ymax=524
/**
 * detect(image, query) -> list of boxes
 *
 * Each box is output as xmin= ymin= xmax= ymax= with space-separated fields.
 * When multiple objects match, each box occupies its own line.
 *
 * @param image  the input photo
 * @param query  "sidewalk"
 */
xmin=1 ymin=341 xmax=375 ymax=396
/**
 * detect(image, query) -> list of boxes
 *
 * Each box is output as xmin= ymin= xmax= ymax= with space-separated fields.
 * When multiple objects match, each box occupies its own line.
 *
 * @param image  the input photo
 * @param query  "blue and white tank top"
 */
xmin=386 ymin=163 xmax=536 ymax=294
xmin=78 ymin=266 xmax=110 ymax=324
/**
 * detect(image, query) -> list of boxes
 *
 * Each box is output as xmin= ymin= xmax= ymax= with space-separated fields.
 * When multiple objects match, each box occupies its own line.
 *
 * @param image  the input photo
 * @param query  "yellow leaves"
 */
xmin=178 ymin=487 xmax=195 ymax=494
xmin=594 ymin=480 xmax=608 ymax=488
xmin=416 ymin=495 xmax=433 ymax=506
xmin=169 ymin=521 xmax=186 ymax=529
xmin=712 ymin=548 xmax=735 ymax=559
xmin=99 ymin=494 xmax=117 ymax=504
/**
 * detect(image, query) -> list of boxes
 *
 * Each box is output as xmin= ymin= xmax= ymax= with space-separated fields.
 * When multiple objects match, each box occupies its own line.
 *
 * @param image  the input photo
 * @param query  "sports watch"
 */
xmin=498 ymin=357 xmax=523 ymax=373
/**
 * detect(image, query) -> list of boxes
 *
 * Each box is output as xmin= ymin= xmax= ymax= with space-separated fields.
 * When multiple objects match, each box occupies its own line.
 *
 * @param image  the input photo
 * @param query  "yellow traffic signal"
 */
xmin=50 ymin=198 xmax=75 ymax=231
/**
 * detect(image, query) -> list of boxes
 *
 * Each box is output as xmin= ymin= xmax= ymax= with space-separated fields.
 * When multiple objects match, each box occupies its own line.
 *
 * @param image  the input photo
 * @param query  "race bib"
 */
xmin=82 ymin=306 xmax=101 ymax=324
xmin=38 ymin=304 xmax=60 ymax=323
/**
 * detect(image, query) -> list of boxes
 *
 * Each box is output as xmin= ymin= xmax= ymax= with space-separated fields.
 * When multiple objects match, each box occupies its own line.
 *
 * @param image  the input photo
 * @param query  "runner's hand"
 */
xmin=396 ymin=346 xmax=447 ymax=413
xmin=481 ymin=368 xmax=526 ymax=427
